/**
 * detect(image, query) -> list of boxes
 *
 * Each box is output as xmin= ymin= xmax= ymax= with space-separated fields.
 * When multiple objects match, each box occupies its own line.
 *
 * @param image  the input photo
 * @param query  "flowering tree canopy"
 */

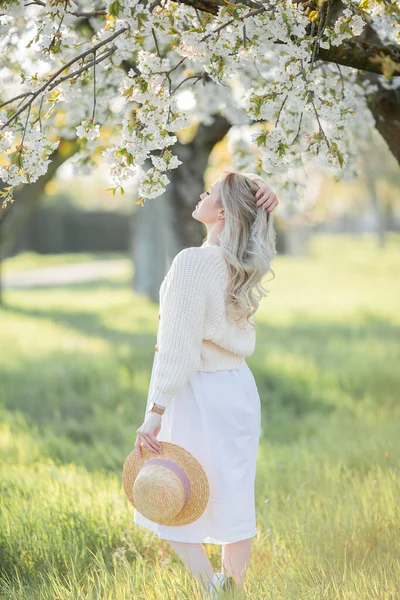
xmin=0 ymin=0 xmax=399 ymax=210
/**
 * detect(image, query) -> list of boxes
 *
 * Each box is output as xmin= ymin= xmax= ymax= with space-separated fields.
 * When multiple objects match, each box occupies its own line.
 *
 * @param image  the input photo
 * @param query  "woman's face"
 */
xmin=192 ymin=178 xmax=223 ymax=224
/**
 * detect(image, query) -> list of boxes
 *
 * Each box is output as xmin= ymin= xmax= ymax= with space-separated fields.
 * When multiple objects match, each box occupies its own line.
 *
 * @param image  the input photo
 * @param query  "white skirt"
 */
xmin=133 ymin=357 xmax=261 ymax=544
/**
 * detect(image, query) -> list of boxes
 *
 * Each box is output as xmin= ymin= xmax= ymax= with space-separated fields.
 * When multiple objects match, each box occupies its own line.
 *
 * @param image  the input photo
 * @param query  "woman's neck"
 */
xmin=203 ymin=233 xmax=221 ymax=246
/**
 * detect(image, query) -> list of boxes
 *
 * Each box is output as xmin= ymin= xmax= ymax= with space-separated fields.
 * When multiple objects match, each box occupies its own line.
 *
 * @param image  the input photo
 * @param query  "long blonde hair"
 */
xmin=212 ymin=170 xmax=277 ymax=330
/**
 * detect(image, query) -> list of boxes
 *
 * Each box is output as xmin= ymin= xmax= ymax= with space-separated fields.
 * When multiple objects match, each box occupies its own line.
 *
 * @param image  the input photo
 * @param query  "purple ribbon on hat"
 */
xmin=138 ymin=458 xmax=191 ymax=508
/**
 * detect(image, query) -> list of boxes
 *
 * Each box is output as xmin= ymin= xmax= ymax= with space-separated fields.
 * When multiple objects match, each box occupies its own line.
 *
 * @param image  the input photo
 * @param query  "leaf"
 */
xmin=108 ymin=1 xmax=121 ymax=17
xmin=122 ymin=85 xmax=133 ymax=98
xmin=277 ymin=142 xmax=289 ymax=158
xmin=220 ymin=6 xmax=232 ymax=17
xmin=255 ymin=131 xmax=268 ymax=147
xmin=0 ymin=185 xmax=13 ymax=197
xmin=9 ymin=149 xmax=24 ymax=169
xmin=125 ymin=152 xmax=134 ymax=166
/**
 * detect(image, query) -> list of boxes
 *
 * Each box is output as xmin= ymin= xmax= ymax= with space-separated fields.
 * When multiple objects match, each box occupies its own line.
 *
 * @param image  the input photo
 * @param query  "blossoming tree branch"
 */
xmin=0 ymin=0 xmax=399 ymax=208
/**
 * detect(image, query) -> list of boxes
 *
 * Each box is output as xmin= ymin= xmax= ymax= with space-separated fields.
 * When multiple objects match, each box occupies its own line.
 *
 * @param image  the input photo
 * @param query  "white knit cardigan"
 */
xmin=147 ymin=244 xmax=256 ymax=409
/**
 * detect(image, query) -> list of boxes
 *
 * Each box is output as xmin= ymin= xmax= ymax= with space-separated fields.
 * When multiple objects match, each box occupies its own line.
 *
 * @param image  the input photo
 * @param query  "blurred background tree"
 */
xmin=1 ymin=110 xmax=399 ymax=306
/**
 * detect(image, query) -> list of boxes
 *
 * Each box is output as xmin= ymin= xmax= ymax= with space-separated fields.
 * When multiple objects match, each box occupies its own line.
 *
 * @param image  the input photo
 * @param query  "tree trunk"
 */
xmin=359 ymin=23 xmax=400 ymax=166
xmin=361 ymin=150 xmax=386 ymax=248
xmin=367 ymin=87 xmax=400 ymax=166
xmin=132 ymin=117 xmax=231 ymax=302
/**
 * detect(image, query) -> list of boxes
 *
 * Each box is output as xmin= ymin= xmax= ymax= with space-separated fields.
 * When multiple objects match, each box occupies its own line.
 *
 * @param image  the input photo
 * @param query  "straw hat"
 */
xmin=122 ymin=441 xmax=210 ymax=526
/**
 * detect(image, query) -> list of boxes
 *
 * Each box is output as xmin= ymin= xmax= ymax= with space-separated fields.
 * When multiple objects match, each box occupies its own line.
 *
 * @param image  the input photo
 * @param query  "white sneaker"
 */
xmin=202 ymin=572 xmax=226 ymax=598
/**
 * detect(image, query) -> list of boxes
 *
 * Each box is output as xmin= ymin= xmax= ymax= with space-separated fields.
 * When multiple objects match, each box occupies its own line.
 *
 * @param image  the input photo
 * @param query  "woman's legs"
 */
xmin=165 ymin=537 xmax=254 ymax=592
xmin=221 ymin=537 xmax=253 ymax=589
xmin=167 ymin=540 xmax=215 ymax=591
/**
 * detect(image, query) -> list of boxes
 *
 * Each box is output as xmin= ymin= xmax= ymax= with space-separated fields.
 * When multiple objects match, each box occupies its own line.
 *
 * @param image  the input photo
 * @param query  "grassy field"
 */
xmin=2 ymin=251 xmax=125 ymax=274
xmin=0 ymin=233 xmax=399 ymax=599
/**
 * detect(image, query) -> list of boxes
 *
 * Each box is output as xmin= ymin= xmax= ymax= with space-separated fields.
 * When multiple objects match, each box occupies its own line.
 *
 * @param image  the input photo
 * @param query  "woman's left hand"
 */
xmin=135 ymin=411 xmax=163 ymax=457
xmin=255 ymin=185 xmax=279 ymax=213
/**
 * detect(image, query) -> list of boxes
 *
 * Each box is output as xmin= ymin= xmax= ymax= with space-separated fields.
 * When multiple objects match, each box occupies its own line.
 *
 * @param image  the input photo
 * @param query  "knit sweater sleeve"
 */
xmin=147 ymin=248 xmax=210 ymax=410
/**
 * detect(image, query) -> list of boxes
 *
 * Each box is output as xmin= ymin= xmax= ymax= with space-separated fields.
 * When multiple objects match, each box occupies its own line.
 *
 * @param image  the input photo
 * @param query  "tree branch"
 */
xmin=69 ymin=9 xmax=107 ymax=17
xmin=0 ymin=27 xmax=128 ymax=130
xmin=176 ymin=0 xmax=400 ymax=77
xmin=21 ymin=0 xmax=400 ymax=77
xmin=47 ymin=46 xmax=116 ymax=91
xmin=317 ymin=39 xmax=400 ymax=76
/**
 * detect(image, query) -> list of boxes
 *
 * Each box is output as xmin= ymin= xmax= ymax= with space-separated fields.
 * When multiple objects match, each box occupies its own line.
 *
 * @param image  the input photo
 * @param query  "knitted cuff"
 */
xmin=151 ymin=392 xmax=174 ymax=410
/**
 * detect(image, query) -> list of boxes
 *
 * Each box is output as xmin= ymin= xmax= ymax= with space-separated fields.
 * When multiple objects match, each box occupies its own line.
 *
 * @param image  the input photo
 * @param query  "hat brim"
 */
xmin=122 ymin=441 xmax=210 ymax=526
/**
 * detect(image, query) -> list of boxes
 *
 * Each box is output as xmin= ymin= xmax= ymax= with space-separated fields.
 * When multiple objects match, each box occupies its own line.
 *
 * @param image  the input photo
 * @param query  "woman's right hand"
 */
xmin=255 ymin=184 xmax=279 ymax=213
xmin=135 ymin=411 xmax=163 ymax=457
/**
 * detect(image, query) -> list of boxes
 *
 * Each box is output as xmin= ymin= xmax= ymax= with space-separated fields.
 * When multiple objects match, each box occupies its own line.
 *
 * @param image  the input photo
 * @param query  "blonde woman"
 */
xmin=134 ymin=171 xmax=278 ymax=597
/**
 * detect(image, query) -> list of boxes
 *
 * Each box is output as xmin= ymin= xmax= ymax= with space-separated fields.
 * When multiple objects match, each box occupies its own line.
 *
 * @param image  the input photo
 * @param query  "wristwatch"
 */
xmin=148 ymin=402 xmax=166 ymax=416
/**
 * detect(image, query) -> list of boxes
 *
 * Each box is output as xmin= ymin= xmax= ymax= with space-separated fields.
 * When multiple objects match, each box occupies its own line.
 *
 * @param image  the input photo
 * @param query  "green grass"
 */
xmin=0 ymin=233 xmax=399 ymax=599
xmin=2 ymin=251 xmax=125 ymax=274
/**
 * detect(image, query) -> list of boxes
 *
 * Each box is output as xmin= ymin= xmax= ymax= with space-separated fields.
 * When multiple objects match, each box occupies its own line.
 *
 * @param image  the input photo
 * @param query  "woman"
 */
xmin=133 ymin=171 xmax=278 ymax=597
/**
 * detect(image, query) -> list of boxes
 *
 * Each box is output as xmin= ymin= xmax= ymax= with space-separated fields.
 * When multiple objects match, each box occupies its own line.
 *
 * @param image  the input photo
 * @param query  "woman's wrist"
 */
xmin=148 ymin=401 xmax=166 ymax=415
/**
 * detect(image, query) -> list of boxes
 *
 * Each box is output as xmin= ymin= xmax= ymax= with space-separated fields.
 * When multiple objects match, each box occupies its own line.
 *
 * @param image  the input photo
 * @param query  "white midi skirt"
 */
xmin=133 ymin=356 xmax=262 ymax=544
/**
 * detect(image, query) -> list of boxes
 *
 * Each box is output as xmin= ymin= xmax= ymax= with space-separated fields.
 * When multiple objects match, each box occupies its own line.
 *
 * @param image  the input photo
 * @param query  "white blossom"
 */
xmin=138 ymin=167 xmax=170 ymax=198
xmin=0 ymin=0 xmax=397 ymax=208
xmin=76 ymin=121 xmax=101 ymax=141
